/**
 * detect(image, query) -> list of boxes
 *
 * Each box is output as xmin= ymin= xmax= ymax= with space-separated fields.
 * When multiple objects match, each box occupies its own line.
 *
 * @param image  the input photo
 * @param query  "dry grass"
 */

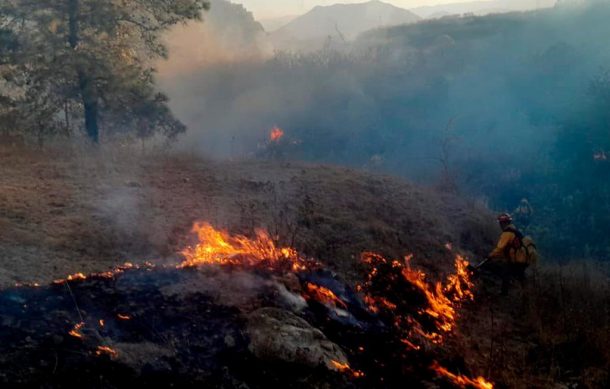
xmin=0 ymin=143 xmax=495 ymax=286
xmin=0 ymin=143 xmax=607 ymax=387
xmin=457 ymin=262 xmax=610 ymax=388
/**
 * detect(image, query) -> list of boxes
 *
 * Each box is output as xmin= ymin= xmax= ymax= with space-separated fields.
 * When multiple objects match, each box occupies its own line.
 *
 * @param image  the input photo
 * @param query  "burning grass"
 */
xmin=0 ymin=221 xmax=494 ymax=387
xmin=167 ymin=223 xmax=493 ymax=386
xmin=178 ymin=222 xmax=306 ymax=271
xmin=359 ymin=252 xmax=475 ymax=346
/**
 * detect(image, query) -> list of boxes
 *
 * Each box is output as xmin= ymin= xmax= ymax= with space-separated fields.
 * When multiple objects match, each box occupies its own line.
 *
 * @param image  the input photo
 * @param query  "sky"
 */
xmin=232 ymin=0 xmax=498 ymax=19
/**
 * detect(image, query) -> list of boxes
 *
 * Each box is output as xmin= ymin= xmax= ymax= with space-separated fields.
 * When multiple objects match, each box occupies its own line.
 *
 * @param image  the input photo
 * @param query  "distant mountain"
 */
xmin=269 ymin=0 xmax=421 ymax=51
xmin=410 ymin=0 xmax=557 ymax=19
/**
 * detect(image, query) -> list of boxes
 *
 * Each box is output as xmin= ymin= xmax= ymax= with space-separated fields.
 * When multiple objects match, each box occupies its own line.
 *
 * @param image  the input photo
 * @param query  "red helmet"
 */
xmin=497 ymin=213 xmax=513 ymax=223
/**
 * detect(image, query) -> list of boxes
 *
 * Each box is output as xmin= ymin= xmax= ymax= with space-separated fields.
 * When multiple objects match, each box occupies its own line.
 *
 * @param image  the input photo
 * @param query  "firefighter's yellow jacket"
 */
xmin=489 ymin=224 xmax=528 ymax=263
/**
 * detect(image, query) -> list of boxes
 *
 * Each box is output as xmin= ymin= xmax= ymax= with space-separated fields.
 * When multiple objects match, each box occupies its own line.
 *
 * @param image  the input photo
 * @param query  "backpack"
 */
xmin=506 ymin=227 xmax=538 ymax=265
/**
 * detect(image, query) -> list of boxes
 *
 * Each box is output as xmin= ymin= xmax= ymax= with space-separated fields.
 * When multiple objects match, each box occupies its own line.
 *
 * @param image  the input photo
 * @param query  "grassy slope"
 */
xmin=1 ymin=145 xmax=606 ymax=387
xmin=0 ymin=144 xmax=495 ymax=286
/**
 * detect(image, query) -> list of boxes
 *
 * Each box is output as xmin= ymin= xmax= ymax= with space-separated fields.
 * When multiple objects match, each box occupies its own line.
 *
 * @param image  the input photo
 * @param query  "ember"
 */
xmin=95 ymin=346 xmax=118 ymax=359
xmin=117 ymin=314 xmax=131 ymax=320
xmin=68 ymin=322 xmax=85 ymax=339
xmin=432 ymin=361 xmax=493 ymax=389
xmin=330 ymin=360 xmax=365 ymax=378
xmin=55 ymin=272 xmax=87 ymax=284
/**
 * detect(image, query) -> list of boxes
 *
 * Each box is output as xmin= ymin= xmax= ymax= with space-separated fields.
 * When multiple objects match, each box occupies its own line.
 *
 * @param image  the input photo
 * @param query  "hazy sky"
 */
xmin=233 ymin=0 xmax=498 ymax=18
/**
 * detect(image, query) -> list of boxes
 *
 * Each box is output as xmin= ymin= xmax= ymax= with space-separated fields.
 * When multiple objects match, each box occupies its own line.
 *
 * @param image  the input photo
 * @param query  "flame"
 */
xmin=96 ymin=346 xmax=118 ymax=358
xmin=305 ymin=283 xmax=348 ymax=309
xmin=360 ymin=252 xmax=491 ymax=386
xmin=52 ymin=262 xmax=146 ymax=285
xmin=14 ymin=222 xmax=487 ymax=386
xmin=269 ymin=126 xmax=284 ymax=142
xmin=178 ymin=222 xmax=307 ymax=271
xmin=360 ymin=253 xmax=475 ymax=345
xmin=329 ymin=360 xmax=365 ymax=378
xmin=431 ymin=362 xmax=493 ymax=389
xmin=69 ymin=322 xmax=85 ymax=339
xmin=55 ymin=273 xmax=87 ymax=284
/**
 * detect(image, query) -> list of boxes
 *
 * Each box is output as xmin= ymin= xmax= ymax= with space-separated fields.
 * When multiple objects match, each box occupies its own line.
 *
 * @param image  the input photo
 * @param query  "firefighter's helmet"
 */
xmin=497 ymin=213 xmax=513 ymax=223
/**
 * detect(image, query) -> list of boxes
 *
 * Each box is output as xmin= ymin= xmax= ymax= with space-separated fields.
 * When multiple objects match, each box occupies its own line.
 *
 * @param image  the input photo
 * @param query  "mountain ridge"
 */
xmin=269 ymin=0 xmax=421 ymax=51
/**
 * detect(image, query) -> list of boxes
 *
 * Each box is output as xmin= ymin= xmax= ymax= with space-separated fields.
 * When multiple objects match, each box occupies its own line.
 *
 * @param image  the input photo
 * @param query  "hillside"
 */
xmin=1 ymin=144 xmax=607 ymax=388
xmin=0 ymin=144 xmax=494 ymax=287
xmin=269 ymin=0 xmax=421 ymax=51
xmin=410 ymin=0 xmax=557 ymax=18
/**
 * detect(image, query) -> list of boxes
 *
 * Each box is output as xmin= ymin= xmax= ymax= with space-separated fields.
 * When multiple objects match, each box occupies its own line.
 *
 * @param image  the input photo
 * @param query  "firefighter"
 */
xmin=483 ymin=213 xmax=529 ymax=294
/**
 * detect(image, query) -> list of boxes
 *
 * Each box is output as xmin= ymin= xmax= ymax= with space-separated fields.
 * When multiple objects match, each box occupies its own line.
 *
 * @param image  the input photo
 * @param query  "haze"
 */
xmin=235 ymin=0 xmax=540 ymax=18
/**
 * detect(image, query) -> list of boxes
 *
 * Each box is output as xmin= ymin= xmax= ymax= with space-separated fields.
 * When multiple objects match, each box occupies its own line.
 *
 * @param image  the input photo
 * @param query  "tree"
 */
xmin=0 ymin=0 xmax=209 ymax=143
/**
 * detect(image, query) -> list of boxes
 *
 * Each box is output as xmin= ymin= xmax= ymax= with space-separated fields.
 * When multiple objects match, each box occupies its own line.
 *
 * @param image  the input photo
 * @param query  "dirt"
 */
xmin=0 ymin=144 xmax=496 ymax=288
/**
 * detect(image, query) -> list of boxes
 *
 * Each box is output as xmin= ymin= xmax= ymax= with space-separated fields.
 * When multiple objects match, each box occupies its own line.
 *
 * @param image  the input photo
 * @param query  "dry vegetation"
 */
xmin=457 ymin=262 xmax=610 ymax=388
xmin=0 ymin=143 xmax=494 ymax=287
xmin=1 ymin=144 xmax=607 ymax=388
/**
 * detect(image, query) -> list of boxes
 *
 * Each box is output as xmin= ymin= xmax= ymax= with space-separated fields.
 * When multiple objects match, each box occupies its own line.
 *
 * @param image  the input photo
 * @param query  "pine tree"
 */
xmin=0 ymin=0 xmax=209 ymax=143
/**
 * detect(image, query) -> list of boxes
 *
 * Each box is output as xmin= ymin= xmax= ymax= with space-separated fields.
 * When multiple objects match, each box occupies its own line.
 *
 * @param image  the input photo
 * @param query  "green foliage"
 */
xmin=0 ymin=0 xmax=209 ymax=142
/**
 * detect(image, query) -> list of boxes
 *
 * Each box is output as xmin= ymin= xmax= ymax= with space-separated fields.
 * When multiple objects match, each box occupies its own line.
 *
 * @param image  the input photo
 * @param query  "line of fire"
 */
xmin=0 ymin=222 xmax=491 ymax=388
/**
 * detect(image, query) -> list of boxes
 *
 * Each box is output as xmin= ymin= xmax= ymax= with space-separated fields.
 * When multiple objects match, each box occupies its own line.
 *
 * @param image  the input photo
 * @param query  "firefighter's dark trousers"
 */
xmin=485 ymin=261 xmax=528 ymax=295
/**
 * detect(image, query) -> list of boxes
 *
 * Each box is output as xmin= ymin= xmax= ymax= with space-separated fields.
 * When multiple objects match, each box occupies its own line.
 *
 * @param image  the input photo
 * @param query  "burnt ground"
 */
xmin=0 ymin=263 xmax=468 ymax=388
xmin=0 ymin=144 xmax=495 ymax=287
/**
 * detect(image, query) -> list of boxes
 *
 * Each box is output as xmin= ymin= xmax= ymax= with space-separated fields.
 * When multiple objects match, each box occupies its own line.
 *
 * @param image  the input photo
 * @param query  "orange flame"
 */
xmin=178 ymin=222 xmax=307 ymax=271
xmin=55 ymin=273 xmax=87 ymax=284
xmin=96 ymin=346 xmax=119 ymax=358
xmin=431 ymin=361 xmax=493 ymax=389
xmin=329 ymin=360 xmax=365 ymax=378
xmin=69 ymin=322 xmax=85 ymax=339
xmin=305 ymin=283 xmax=348 ymax=309
xmin=117 ymin=314 xmax=131 ymax=320
xmin=52 ymin=262 xmax=145 ymax=285
xmin=269 ymin=126 xmax=284 ymax=142
xmin=361 ymin=253 xmax=475 ymax=345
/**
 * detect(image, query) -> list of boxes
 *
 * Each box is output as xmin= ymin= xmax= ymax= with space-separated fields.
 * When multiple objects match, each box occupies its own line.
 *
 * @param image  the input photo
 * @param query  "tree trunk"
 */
xmin=68 ymin=0 xmax=99 ymax=143
xmin=80 ymin=75 xmax=99 ymax=143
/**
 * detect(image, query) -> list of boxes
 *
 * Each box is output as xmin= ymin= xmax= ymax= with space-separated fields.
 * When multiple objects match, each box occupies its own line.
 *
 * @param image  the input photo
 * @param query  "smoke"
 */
xmin=156 ymin=2 xmax=610 ymax=189
xmin=157 ymin=0 xmax=271 ymax=77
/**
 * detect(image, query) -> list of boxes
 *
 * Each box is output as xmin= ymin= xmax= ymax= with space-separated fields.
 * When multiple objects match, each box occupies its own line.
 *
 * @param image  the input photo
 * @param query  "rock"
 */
xmin=246 ymin=308 xmax=348 ymax=370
